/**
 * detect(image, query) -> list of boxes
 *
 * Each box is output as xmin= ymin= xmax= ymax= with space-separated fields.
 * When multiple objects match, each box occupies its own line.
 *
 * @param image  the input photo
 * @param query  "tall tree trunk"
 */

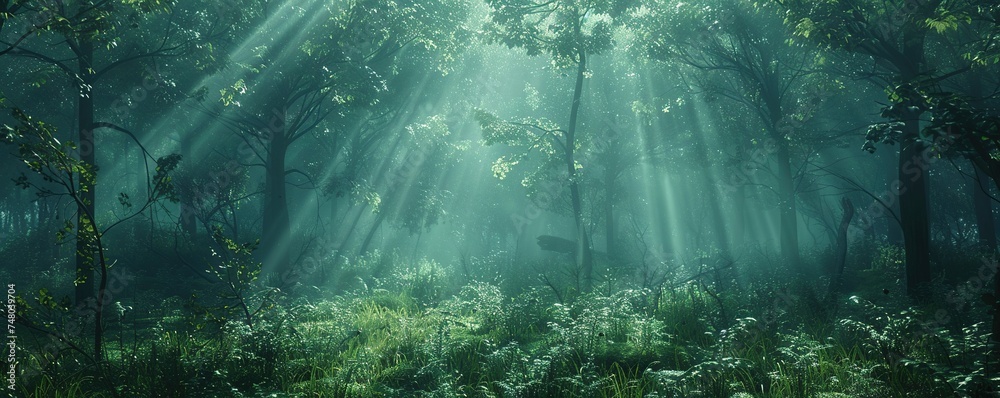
xmin=262 ymin=134 xmax=291 ymax=272
xmin=762 ymin=72 xmax=799 ymax=266
xmin=604 ymin=166 xmax=615 ymax=259
xmin=566 ymin=48 xmax=593 ymax=292
xmin=45 ymin=200 xmax=59 ymax=259
xmin=775 ymin=142 xmax=800 ymax=266
xmin=973 ymin=164 xmax=997 ymax=252
xmin=967 ymin=75 xmax=996 ymax=253
xmin=882 ymin=153 xmax=904 ymax=244
xmin=898 ymin=113 xmax=931 ymax=296
xmin=72 ymin=36 xmax=106 ymax=362
xmin=967 ymin=162 xmax=1000 ymax=343
xmin=897 ymin=25 xmax=932 ymax=297
xmin=75 ymin=39 xmax=96 ymax=308
xmin=1 ymin=204 xmax=7 ymax=244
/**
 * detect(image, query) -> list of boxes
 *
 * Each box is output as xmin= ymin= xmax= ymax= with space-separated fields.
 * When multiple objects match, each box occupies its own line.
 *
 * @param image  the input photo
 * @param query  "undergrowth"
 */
xmin=10 ymin=243 xmax=1000 ymax=397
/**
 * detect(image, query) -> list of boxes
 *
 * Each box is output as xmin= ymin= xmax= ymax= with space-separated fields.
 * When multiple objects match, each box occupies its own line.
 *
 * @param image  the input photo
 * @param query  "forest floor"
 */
xmin=8 ymin=243 xmax=1000 ymax=397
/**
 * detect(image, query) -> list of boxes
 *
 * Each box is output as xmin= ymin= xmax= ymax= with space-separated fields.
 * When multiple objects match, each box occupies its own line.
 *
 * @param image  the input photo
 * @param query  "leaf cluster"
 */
xmin=483 ymin=0 xmax=636 ymax=67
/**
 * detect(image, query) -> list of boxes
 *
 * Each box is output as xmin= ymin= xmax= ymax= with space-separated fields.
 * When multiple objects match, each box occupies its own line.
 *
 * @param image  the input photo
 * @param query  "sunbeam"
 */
xmin=2 ymin=0 xmax=997 ymax=395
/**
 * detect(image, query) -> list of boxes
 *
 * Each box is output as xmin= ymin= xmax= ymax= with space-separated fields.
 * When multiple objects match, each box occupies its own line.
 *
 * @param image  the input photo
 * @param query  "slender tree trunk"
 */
xmin=93 ymin=235 xmax=109 ymax=362
xmin=71 ymin=35 xmax=105 ymax=361
xmin=566 ymin=48 xmax=593 ymax=292
xmin=178 ymin=130 xmax=197 ymax=238
xmin=336 ymin=203 xmax=366 ymax=251
xmin=992 ymin=263 xmax=1000 ymax=344
xmin=965 ymin=163 xmax=1000 ymax=344
xmin=46 ymin=200 xmax=59 ymax=259
xmin=75 ymin=39 xmax=96 ymax=308
xmin=829 ymin=197 xmax=855 ymax=298
xmin=36 ymin=199 xmax=45 ymax=231
xmin=359 ymin=209 xmax=388 ymax=255
xmin=262 ymin=134 xmax=291 ymax=272
xmin=1 ymin=203 xmax=7 ymax=242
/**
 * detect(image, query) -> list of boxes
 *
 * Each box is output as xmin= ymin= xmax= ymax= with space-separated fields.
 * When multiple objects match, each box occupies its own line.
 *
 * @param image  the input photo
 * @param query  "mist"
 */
xmin=2 ymin=0 xmax=999 ymax=396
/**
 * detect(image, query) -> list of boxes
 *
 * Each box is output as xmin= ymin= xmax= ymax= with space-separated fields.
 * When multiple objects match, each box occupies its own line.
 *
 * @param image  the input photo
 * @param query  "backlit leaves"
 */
xmin=483 ymin=0 xmax=635 ymax=67
xmin=153 ymin=153 xmax=182 ymax=203
xmin=476 ymin=108 xmax=525 ymax=146
xmin=924 ymin=12 xmax=968 ymax=34
xmin=1 ymin=108 xmax=96 ymax=189
xmin=492 ymin=155 xmax=519 ymax=179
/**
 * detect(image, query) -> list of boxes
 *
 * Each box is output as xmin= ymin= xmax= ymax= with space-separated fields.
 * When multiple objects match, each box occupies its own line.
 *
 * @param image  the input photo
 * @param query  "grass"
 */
xmin=9 ymin=245 xmax=1000 ymax=397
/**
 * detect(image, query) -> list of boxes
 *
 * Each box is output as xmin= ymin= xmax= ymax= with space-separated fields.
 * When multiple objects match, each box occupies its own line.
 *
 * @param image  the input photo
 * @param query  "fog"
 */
xmin=2 ymin=0 xmax=999 ymax=396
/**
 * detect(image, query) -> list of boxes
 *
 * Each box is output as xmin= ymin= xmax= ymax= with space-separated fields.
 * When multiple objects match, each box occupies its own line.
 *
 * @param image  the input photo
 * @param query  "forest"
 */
xmin=2 ymin=0 xmax=1000 ymax=396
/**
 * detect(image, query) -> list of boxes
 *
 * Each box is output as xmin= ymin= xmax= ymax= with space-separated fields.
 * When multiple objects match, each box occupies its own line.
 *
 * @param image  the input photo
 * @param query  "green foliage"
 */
xmin=16 ymin=259 xmax=1000 ymax=397
xmin=6 ymin=0 xmax=1000 ymax=397
xmin=871 ymin=243 xmax=905 ymax=271
xmin=2 ymin=107 xmax=181 ymax=229
xmin=203 ymin=226 xmax=278 ymax=328
xmin=475 ymin=107 xmax=564 ymax=181
xmin=393 ymin=180 xmax=453 ymax=235
xmin=443 ymin=282 xmax=548 ymax=343
xmin=41 ymin=254 xmax=994 ymax=396
xmin=2 ymin=108 xmax=96 ymax=190
xmin=482 ymin=0 xmax=635 ymax=67
xmin=219 ymin=0 xmax=472 ymax=113
xmin=548 ymin=290 xmax=669 ymax=360
xmin=865 ymin=86 xmax=1000 ymax=202
xmin=383 ymin=257 xmax=454 ymax=306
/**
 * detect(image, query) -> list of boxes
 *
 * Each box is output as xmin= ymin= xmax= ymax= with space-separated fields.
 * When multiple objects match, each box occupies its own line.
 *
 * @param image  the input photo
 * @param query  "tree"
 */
xmin=866 ymin=86 xmax=1000 ymax=338
xmin=214 ymin=0 xmax=470 ymax=272
xmin=479 ymin=0 xmax=638 ymax=292
xmin=589 ymin=118 xmax=641 ymax=259
xmin=333 ymin=69 xmax=458 ymax=255
xmin=377 ymin=114 xmax=465 ymax=251
xmin=1 ymin=108 xmax=180 ymax=362
xmin=776 ymin=0 xmax=972 ymax=295
xmin=1 ymin=0 xmax=226 ymax=306
xmin=639 ymin=0 xmax=824 ymax=266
